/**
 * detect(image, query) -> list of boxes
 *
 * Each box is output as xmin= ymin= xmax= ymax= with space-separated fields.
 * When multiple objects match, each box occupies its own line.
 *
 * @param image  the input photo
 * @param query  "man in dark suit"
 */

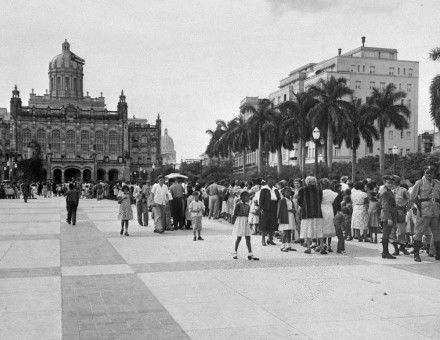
xmin=66 ymin=183 xmax=80 ymax=225
xmin=259 ymin=175 xmax=280 ymax=246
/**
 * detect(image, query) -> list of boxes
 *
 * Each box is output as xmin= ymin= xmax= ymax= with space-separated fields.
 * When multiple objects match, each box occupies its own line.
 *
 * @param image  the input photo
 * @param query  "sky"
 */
xmin=1 ymin=0 xmax=440 ymax=161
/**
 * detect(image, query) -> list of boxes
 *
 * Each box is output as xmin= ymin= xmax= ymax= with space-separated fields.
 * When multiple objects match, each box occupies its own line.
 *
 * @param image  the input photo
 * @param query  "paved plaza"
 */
xmin=1 ymin=198 xmax=440 ymax=339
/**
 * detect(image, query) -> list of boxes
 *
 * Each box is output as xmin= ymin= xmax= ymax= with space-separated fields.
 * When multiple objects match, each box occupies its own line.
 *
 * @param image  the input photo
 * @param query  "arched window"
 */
xmin=22 ymin=128 xmax=31 ymax=148
xmin=95 ymin=130 xmax=104 ymax=154
xmin=80 ymin=131 xmax=89 ymax=153
xmin=52 ymin=130 xmax=61 ymax=153
xmin=66 ymin=130 xmax=76 ymax=153
xmin=109 ymin=131 xmax=118 ymax=154
xmin=37 ymin=129 xmax=46 ymax=149
xmin=56 ymin=77 xmax=60 ymax=91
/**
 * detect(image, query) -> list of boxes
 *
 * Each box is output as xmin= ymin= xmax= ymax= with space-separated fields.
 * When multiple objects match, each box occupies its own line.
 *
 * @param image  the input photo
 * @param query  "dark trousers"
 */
xmin=335 ymin=225 xmax=345 ymax=251
xmin=66 ymin=201 xmax=78 ymax=224
xmin=171 ymin=197 xmax=185 ymax=228
xmin=382 ymin=221 xmax=393 ymax=241
xmin=282 ymin=230 xmax=292 ymax=244
xmin=136 ymin=200 xmax=148 ymax=226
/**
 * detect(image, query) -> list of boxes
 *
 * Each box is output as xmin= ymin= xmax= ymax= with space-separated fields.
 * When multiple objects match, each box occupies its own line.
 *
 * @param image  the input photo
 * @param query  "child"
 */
xmin=277 ymin=187 xmax=297 ymax=252
xmin=232 ymin=191 xmax=259 ymax=260
xmin=334 ymin=207 xmax=348 ymax=254
xmin=367 ymin=191 xmax=380 ymax=243
xmin=189 ymin=191 xmax=205 ymax=241
xmin=118 ymin=185 xmax=134 ymax=236
xmin=248 ymin=192 xmax=260 ymax=236
xmin=341 ymin=190 xmax=353 ymax=240
xmin=186 ymin=187 xmax=194 ymax=229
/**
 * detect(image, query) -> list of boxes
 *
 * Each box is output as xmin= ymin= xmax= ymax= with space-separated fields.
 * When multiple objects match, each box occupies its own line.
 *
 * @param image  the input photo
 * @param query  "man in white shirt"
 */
xmin=151 ymin=175 xmax=169 ymax=233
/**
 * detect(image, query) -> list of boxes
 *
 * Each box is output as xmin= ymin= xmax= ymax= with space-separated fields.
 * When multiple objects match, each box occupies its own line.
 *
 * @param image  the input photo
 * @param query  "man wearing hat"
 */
xmin=380 ymin=175 xmax=397 ymax=259
xmin=259 ymin=175 xmax=280 ymax=246
xmin=410 ymin=165 xmax=440 ymax=262
xmin=392 ymin=176 xmax=411 ymax=256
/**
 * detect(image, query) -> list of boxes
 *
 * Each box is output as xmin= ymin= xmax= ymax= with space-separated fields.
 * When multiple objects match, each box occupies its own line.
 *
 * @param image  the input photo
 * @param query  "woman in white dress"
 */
xmin=320 ymin=178 xmax=338 ymax=252
xmin=351 ymin=181 xmax=370 ymax=242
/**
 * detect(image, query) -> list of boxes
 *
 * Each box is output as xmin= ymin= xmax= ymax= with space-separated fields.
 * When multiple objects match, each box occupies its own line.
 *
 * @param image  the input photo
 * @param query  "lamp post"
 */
xmin=392 ymin=144 xmax=399 ymax=174
xmin=312 ymin=127 xmax=320 ymax=177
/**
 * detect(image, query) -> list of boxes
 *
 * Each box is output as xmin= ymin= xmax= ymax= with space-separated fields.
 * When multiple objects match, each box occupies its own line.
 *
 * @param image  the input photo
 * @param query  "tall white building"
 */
xmin=268 ymin=38 xmax=419 ymax=166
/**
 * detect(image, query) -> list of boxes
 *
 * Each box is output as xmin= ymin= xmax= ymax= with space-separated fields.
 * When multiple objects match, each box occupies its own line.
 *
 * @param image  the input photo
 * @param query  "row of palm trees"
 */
xmin=205 ymin=75 xmax=410 ymax=180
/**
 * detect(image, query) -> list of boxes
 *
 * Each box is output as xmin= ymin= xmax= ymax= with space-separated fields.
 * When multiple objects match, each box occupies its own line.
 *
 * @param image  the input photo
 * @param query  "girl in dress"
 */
xmin=320 ymin=178 xmax=338 ymax=253
xmin=232 ymin=191 xmax=259 ymax=260
xmin=367 ymin=183 xmax=380 ymax=243
xmin=118 ymin=185 xmax=134 ymax=236
xmin=248 ymin=191 xmax=260 ymax=235
xmin=278 ymin=187 xmax=297 ymax=252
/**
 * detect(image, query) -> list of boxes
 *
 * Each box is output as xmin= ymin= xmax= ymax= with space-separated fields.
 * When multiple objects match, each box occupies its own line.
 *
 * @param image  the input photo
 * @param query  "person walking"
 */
xmin=118 ymin=185 xmax=133 ymax=236
xmin=151 ymin=175 xmax=169 ymax=233
xmin=410 ymin=166 xmax=440 ymax=262
xmin=380 ymin=175 xmax=397 ymax=259
xmin=169 ymin=178 xmax=186 ymax=229
xmin=66 ymin=183 xmax=80 ymax=225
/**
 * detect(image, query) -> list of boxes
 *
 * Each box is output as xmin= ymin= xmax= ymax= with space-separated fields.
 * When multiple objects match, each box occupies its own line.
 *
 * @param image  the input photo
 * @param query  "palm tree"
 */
xmin=229 ymin=116 xmax=250 ymax=176
xmin=278 ymin=91 xmax=316 ymax=176
xmin=240 ymin=98 xmax=276 ymax=174
xmin=339 ymin=99 xmax=379 ymax=182
xmin=308 ymin=76 xmax=353 ymax=171
xmin=205 ymin=120 xmax=226 ymax=158
xmin=367 ymin=84 xmax=410 ymax=175
xmin=429 ymin=47 xmax=440 ymax=61
xmin=429 ymin=47 xmax=440 ymax=128
xmin=263 ymin=109 xmax=291 ymax=176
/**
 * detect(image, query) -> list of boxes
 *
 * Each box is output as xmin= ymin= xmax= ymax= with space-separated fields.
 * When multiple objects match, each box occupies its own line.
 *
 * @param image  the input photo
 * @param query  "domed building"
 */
xmin=161 ymin=128 xmax=176 ymax=165
xmin=6 ymin=40 xmax=163 ymax=183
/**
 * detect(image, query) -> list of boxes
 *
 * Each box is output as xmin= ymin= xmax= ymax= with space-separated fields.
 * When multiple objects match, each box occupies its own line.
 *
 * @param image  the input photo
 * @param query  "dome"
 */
xmin=49 ymin=40 xmax=83 ymax=70
xmin=161 ymin=128 xmax=175 ymax=154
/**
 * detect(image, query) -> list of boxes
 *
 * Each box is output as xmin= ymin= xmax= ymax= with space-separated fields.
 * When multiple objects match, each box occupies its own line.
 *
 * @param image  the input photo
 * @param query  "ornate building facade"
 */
xmin=161 ymin=128 xmax=176 ymax=165
xmin=6 ymin=40 xmax=162 ymax=183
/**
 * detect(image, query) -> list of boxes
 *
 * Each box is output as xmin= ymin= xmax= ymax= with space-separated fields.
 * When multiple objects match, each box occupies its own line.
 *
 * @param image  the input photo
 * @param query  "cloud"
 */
xmin=266 ymin=0 xmax=401 ymax=16
xmin=266 ymin=0 xmax=335 ymax=15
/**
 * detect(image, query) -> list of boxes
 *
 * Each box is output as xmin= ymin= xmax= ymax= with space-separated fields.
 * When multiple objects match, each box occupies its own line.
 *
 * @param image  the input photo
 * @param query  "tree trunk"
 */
xmin=257 ymin=127 xmax=262 ymax=174
xmin=242 ymin=148 xmax=246 ymax=176
xmin=277 ymin=146 xmax=282 ymax=177
xmin=380 ymin=129 xmax=385 ymax=175
xmin=327 ymin=124 xmax=333 ymax=171
xmin=323 ymin=138 xmax=328 ymax=166
xmin=299 ymin=139 xmax=304 ymax=177
xmin=351 ymin=143 xmax=356 ymax=182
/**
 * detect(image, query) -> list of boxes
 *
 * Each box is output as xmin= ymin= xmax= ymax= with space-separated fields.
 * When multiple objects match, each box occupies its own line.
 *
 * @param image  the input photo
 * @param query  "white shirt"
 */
xmin=261 ymin=185 xmax=277 ymax=200
xmin=151 ymin=183 xmax=169 ymax=205
xmin=340 ymin=182 xmax=349 ymax=191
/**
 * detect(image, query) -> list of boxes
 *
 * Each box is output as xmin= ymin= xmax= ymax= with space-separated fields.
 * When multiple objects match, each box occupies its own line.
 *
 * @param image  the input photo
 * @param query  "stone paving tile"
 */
xmin=60 ymin=212 xmax=126 ymax=267
xmin=0 ymin=266 xmax=60 ymax=278
xmin=0 ymin=233 xmax=59 ymax=241
xmin=130 ymin=256 xmax=373 ymax=274
xmin=62 ymin=274 xmax=189 ymax=339
xmin=62 ymin=264 xmax=134 ymax=276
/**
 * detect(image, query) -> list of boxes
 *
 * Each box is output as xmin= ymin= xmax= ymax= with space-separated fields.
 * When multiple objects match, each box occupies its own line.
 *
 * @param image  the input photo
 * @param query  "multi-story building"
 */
xmin=4 ymin=40 xmax=162 ymax=183
xmin=268 ymin=37 xmax=419 ymax=166
xmin=419 ymin=130 xmax=434 ymax=153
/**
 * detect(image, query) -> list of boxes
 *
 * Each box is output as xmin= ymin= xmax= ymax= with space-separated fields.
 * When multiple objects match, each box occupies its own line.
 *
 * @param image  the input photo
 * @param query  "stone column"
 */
xmin=61 ymin=169 xmax=65 ymax=183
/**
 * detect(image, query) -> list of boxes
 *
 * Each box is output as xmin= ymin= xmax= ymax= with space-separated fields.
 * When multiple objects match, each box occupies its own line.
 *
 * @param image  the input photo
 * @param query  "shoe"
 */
xmin=287 ymin=247 xmax=297 ymax=252
xmin=248 ymin=255 xmax=259 ymax=261
xmin=198 ymin=236 xmax=204 ymax=240
xmin=414 ymin=254 xmax=421 ymax=262
xmin=281 ymin=248 xmax=289 ymax=252
xmin=399 ymin=245 xmax=410 ymax=255
xmin=267 ymin=240 xmax=276 ymax=245
xmin=66 ymin=220 xmax=71 ymax=224
xmin=120 ymin=229 xmax=124 ymax=235
xmin=193 ymin=236 xmax=196 ymax=241
xmin=72 ymin=223 xmax=76 ymax=226
xmin=320 ymin=249 xmax=328 ymax=255
xmin=304 ymin=249 xmax=311 ymax=254
xmin=233 ymin=253 xmax=237 ymax=259
xmin=382 ymin=253 xmax=396 ymax=259
xmin=358 ymin=238 xmax=364 ymax=242
xmin=158 ymin=230 xmax=165 ymax=234
xmin=346 ymin=237 xmax=353 ymax=241
xmin=328 ymin=248 xmax=333 ymax=253
xmin=124 ymin=232 xmax=129 ymax=236
xmin=262 ymin=241 xmax=267 ymax=246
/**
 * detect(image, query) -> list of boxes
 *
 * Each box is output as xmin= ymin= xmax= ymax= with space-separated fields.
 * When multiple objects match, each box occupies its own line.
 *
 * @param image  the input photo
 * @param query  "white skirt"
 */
xmin=321 ymin=204 xmax=336 ymax=237
xmin=300 ymin=218 xmax=324 ymax=239
xmin=232 ymin=216 xmax=251 ymax=237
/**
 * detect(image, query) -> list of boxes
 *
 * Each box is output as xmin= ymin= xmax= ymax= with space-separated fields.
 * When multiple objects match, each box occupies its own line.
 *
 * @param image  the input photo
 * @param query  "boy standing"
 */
xmin=189 ymin=191 xmax=205 ymax=241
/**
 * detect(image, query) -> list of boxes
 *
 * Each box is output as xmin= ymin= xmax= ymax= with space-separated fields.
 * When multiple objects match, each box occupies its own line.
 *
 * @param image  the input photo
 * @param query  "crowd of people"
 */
xmin=7 ymin=164 xmax=440 ymax=263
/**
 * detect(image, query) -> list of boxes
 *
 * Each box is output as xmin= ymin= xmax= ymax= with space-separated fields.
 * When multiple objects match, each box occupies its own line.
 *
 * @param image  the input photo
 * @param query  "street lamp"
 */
xmin=392 ymin=144 xmax=399 ymax=174
xmin=312 ymin=127 xmax=320 ymax=177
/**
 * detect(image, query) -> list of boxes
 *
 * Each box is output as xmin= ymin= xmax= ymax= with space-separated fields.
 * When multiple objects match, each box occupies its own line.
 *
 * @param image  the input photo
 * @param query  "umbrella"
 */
xmin=165 ymin=173 xmax=188 ymax=180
